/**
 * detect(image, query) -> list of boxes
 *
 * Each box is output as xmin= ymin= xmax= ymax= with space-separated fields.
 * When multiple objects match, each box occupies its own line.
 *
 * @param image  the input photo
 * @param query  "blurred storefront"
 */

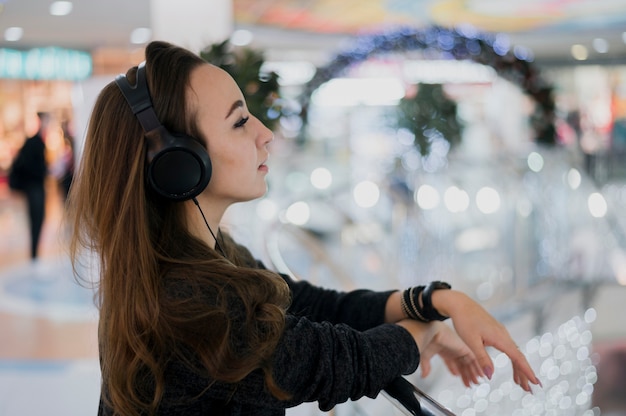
xmin=0 ymin=46 xmax=143 ymax=187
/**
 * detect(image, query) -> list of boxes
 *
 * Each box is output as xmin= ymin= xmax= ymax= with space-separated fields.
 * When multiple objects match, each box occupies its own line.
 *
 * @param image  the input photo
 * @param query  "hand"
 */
xmin=397 ymin=319 xmax=483 ymax=387
xmin=434 ymin=290 xmax=542 ymax=392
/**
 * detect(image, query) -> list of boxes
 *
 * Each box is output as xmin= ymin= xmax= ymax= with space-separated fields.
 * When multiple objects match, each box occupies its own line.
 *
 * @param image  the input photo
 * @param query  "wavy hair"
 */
xmin=67 ymin=41 xmax=290 ymax=415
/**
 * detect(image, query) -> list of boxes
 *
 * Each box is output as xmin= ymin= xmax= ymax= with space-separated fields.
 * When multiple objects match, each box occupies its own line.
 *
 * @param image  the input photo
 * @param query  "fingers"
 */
xmin=468 ymin=355 xmax=484 ymax=385
xmin=442 ymin=352 xmax=539 ymax=391
xmin=457 ymin=331 xmax=541 ymax=391
xmin=503 ymin=342 xmax=541 ymax=385
xmin=420 ymin=356 xmax=432 ymax=378
xmin=514 ymin=372 xmax=529 ymax=392
xmin=510 ymin=351 xmax=542 ymax=391
xmin=486 ymin=340 xmax=541 ymax=392
xmin=443 ymin=353 xmax=483 ymax=387
xmin=482 ymin=332 xmax=542 ymax=389
xmin=444 ymin=360 xmax=460 ymax=377
xmin=458 ymin=333 xmax=494 ymax=381
xmin=458 ymin=355 xmax=482 ymax=387
xmin=414 ymin=319 xmax=541 ymax=391
xmin=513 ymin=365 xmax=535 ymax=392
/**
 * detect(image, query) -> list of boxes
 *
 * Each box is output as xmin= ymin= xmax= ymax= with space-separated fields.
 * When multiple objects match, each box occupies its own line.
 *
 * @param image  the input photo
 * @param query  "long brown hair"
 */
xmin=67 ymin=41 xmax=290 ymax=415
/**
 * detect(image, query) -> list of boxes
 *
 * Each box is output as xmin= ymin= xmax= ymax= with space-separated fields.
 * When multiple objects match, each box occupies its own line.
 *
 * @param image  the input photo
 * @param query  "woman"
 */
xmin=67 ymin=41 xmax=540 ymax=416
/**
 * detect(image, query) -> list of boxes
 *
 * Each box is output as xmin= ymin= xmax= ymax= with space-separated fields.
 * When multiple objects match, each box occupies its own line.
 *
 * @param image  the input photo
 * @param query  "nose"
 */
xmin=257 ymin=117 xmax=274 ymax=146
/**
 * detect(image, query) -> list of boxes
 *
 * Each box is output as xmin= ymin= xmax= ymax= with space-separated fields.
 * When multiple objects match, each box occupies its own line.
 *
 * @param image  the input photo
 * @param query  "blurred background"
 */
xmin=1 ymin=0 xmax=626 ymax=415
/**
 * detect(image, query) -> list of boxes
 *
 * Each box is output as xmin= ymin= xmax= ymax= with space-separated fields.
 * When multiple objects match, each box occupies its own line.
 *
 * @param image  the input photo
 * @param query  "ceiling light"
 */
xmin=475 ymin=187 xmax=501 ymax=214
xmin=130 ymin=28 xmax=152 ymax=44
xmin=527 ymin=151 xmax=544 ymax=172
xmin=4 ymin=27 xmax=23 ymax=41
xmin=231 ymin=29 xmax=253 ymax=46
xmin=593 ymin=38 xmax=609 ymax=53
xmin=588 ymin=192 xmax=607 ymax=218
xmin=353 ymin=181 xmax=380 ymax=208
xmin=444 ymin=186 xmax=469 ymax=213
xmin=571 ymin=44 xmax=588 ymax=61
xmin=49 ymin=1 xmax=73 ymax=16
xmin=284 ymin=201 xmax=310 ymax=225
xmin=310 ymin=167 xmax=332 ymax=190
xmin=414 ymin=184 xmax=440 ymax=210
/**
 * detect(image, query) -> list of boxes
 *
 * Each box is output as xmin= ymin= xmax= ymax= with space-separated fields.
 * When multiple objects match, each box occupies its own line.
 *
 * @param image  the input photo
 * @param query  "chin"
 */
xmin=239 ymin=187 xmax=268 ymax=202
xmin=253 ymin=188 xmax=268 ymax=200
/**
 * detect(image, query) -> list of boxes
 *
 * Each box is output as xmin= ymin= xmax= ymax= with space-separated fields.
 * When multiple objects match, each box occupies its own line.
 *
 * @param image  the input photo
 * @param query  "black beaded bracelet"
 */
xmin=401 ymin=286 xmax=427 ymax=322
xmin=421 ymin=281 xmax=452 ymax=321
xmin=401 ymin=281 xmax=451 ymax=323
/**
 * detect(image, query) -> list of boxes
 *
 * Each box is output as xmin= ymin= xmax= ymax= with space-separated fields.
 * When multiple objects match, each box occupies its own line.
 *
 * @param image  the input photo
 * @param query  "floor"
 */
xmin=0 ymin=179 xmax=100 ymax=416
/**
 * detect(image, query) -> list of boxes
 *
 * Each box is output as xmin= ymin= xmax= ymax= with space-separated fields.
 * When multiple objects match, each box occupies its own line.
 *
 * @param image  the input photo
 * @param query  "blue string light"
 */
xmin=299 ymin=25 xmax=556 ymax=145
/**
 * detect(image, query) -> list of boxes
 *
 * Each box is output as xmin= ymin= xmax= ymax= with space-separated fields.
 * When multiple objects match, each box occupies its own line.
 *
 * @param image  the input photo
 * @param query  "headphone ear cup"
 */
xmin=115 ymin=63 xmax=211 ymax=201
xmin=146 ymin=131 xmax=212 ymax=201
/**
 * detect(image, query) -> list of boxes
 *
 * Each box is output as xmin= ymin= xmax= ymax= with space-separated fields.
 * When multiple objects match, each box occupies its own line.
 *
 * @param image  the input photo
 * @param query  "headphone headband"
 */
xmin=114 ymin=62 xmax=212 ymax=201
xmin=115 ymin=62 xmax=161 ymax=133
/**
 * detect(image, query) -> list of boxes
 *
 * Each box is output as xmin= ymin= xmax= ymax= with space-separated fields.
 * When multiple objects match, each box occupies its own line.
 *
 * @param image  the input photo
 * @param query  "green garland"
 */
xmin=397 ymin=83 xmax=463 ymax=156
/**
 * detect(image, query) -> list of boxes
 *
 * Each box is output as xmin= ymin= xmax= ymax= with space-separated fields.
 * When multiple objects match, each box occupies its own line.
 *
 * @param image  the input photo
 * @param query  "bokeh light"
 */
xmin=353 ymin=180 xmax=380 ymax=208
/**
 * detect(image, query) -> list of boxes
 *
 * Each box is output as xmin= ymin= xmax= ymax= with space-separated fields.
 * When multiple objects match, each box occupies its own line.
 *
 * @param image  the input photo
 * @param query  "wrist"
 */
xmin=431 ymin=289 xmax=467 ymax=318
xmin=396 ymin=319 xmax=429 ymax=349
xmin=400 ymin=281 xmax=452 ymax=323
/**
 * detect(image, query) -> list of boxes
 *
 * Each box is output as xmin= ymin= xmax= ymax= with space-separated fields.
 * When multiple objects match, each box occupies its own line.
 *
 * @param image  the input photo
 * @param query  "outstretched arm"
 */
xmin=386 ymin=286 xmax=541 ymax=392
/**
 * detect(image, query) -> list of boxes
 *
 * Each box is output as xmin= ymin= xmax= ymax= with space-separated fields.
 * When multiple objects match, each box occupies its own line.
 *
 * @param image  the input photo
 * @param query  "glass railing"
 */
xmin=258 ymin=145 xmax=624 ymax=415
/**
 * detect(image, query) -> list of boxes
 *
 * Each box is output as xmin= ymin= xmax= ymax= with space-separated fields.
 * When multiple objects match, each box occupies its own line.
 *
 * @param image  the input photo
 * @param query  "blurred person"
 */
xmin=50 ymin=122 xmax=75 ymax=203
xmin=67 ymin=41 xmax=541 ymax=416
xmin=8 ymin=112 xmax=49 ymax=260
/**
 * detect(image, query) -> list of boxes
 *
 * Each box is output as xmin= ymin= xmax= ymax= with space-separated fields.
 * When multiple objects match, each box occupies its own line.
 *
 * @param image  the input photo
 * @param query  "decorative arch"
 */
xmin=299 ymin=25 xmax=556 ymax=145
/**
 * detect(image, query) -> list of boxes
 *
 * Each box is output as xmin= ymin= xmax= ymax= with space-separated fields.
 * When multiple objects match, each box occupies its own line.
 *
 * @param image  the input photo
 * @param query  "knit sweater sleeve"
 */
xmin=164 ymin=314 xmax=420 ymax=414
xmin=255 ymin=261 xmax=395 ymax=330
xmin=271 ymin=315 xmax=420 ymax=411
xmin=287 ymin=276 xmax=395 ymax=331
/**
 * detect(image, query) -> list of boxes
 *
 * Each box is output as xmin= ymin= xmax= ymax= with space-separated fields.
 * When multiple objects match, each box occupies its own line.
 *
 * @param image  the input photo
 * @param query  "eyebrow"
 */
xmin=225 ymin=100 xmax=244 ymax=119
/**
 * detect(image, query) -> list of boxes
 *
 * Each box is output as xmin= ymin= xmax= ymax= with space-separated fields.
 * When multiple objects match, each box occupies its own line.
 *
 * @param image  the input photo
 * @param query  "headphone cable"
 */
xmin=192 ymin=197 xmax=226 ymax=258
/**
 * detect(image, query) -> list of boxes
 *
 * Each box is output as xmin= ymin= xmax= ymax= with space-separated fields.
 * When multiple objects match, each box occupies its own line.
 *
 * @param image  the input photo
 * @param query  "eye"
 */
xmin=234 ymin=116 xmax=249 ymax=128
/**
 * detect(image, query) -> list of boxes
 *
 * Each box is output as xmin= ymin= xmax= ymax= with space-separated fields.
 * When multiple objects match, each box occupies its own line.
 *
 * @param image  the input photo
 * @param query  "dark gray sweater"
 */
xmin=99 ymin=266 xmax=420 ymax=415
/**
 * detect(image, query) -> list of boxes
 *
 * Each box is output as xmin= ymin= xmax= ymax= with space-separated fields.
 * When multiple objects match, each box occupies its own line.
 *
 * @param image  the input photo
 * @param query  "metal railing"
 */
xmin=383 ymin=377 xmax=456 ymax=416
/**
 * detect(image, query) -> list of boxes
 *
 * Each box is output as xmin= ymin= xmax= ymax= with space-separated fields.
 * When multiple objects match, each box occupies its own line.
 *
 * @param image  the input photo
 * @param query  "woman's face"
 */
xmin=187 ymin=64 xmax=273 ymax=206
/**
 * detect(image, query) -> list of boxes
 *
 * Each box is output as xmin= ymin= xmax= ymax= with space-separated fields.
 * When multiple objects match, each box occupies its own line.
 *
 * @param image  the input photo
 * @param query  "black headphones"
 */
xmin=114 ymin=62 xmax=212 ymax=201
